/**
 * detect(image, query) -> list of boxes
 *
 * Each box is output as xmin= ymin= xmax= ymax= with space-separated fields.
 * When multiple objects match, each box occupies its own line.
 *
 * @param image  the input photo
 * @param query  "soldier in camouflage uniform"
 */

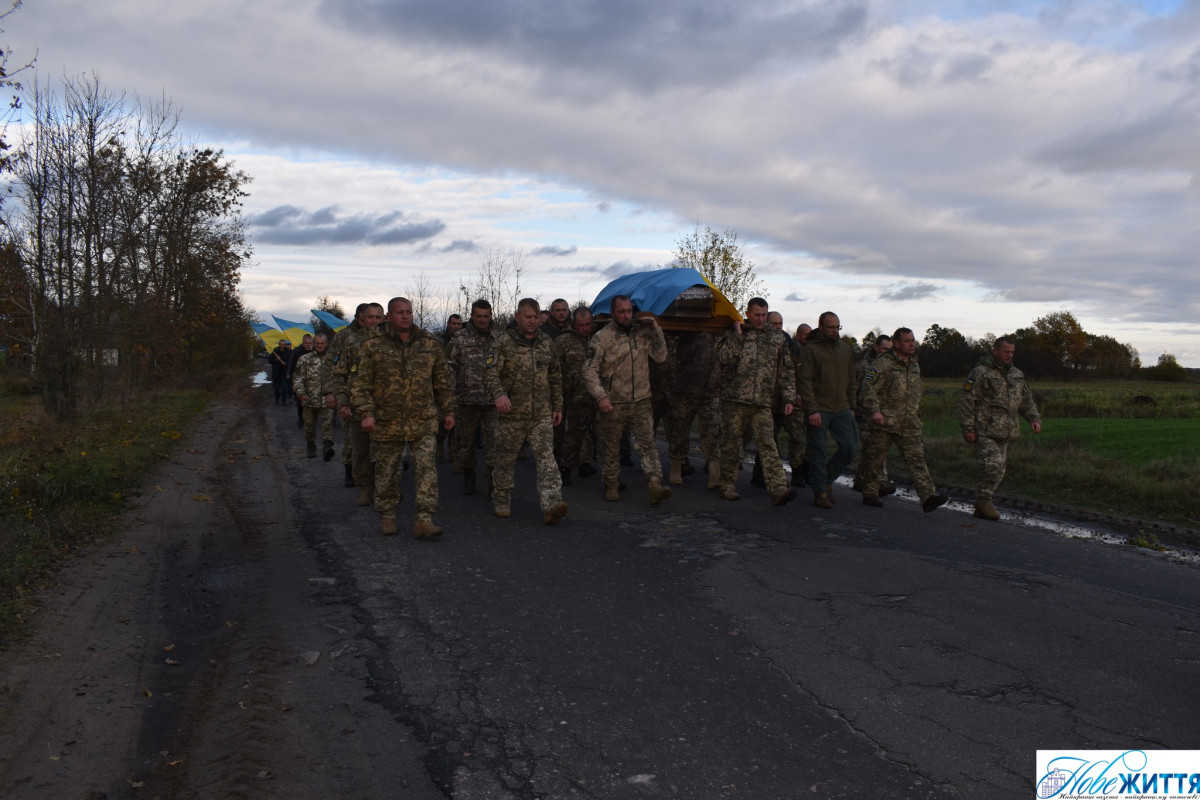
xmin=292 ymin=333 xmax=336 ymax=460
xmin=437 ymin=314 xmax=464 ymax=463
xmin=483 ymin=298 xmax=568 ymax=524
xmin=664 ymin=330 xmax=722 ymax=488
xmin=958 ymin=335 xmax=1042 ymax=520
xmin=715 ymin=298 xmax=798 ymax=506
xmin=852 ymin=334 xmax=893 ymax=494
xmin=351 ymin=297 xmax=457 ymax=538
xmin=328 ymin=302 xmax=384 ymax=500
xmin=858 ymin=328 xmax=948 ymax=512
xmin=553 ymin=307 xmax=597 ymax=486
xmin=581 ymin=295 xmax=671 ymax=504
xmin=447 ymin=300 xmax=500 ymax=495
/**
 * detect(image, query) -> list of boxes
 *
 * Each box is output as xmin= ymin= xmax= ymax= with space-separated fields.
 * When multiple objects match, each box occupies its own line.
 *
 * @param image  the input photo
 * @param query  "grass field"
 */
xmin=903 ymin=380 xmax=1200 ymax=528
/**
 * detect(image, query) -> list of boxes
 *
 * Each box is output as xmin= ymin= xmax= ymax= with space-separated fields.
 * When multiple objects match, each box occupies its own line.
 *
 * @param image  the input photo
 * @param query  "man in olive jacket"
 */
xmin=797 ymin=311 xmax=858 ymax=508
xmin=958 ymin=335 xmax=1042 ymax=520
xmin=351 ymin=297 xmax=456 ymax=538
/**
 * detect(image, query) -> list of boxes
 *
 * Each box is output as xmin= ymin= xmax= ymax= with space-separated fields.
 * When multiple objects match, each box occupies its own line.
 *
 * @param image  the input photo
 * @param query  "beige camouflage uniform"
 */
xmin=447 ymin=324 xmax=501 ymax=474
xmin=482 ymin=328 xmax=563 ymax=512
xmin=553 ymin=329 xmax=595 ymax=470
xmin=858 ymin=351 xmax=938 ymax=501
xmin=664 ymin=331 xmax=721 ymax=466
xmin=958 ymin=353 xmax=1041 ymax=502
xmin=328 ymin=322 xmax=378 ymax=486
xmin=581 ymin=320 xmax=669 ymax=488
xmin=350 ymin=324 xmax=456 ymax=522
xmin=716 ymin=325 xmax=795 ymax=496
xmin=292 ymin=348 xmax=335 ymax=449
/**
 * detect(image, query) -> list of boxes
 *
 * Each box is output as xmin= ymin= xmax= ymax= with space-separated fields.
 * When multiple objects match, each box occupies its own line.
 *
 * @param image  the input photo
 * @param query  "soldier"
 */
xmin=715 ymin=298 xmax=797 ymax=506
xmin=288 ymin=334 xmax=314 ymax=426
xmin=269 ymin=338 xmax=293 ymax=404
xmin=436 ymin=314 xmax=464 ymax=462
xmin=753 ymin=311 xmax=804 ymax=491
xmin=351 ymin=297 xmax=456 ymax=538
xmin=553 ymin=306 xmax=597 ymax=486
xmin=292 ymin=333 xmax=335 ymax=460
xmin=540 ymin=298 xmax=570 ymax=339
xmin=447 ymin=299 xmax=501 ymax=495
xmin=787 ymin=323 xmax=811 ymax=486
xmin=581 ymin=295 xmax=671 ymax=504
xmin=665 ymin=330 xmax=722 ymax=488
xmin=483 ymin=298 xmax=568 ymax=524
xmin=853 ymin=334 xmax=894 ymax=495
xmin=858 ymin=328 xmax=948 ymax=512
xmin=958 ymin=335 xmax=1042 ymax=520
xmin=328 ymin=302 xmax=384 ymax=501
xmin=798 ymin=311 xmax=858 ymax=509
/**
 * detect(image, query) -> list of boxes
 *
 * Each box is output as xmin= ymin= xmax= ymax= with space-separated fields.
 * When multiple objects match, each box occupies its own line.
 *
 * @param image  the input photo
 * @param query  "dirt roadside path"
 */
xmin=0 ymin=380 xmax=440 ymax=800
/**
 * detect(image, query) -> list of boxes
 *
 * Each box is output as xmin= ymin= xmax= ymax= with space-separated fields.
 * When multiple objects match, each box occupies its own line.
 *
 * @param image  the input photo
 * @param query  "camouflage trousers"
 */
xmin=344 ymin=416 xmax=374 ymax=488
xmin=853 ymin=413 xmax=887 ymax=485
xmin=555 ymin=404 xmax=595 ymax=469
xmin=666 ymin=395 xmax=721 ymax=462
xmin=974 ymin=436 xmax=1009 ymax=501
xmin=596 ymin=399 xmax=662 ymax=484
xmin=492 ymin=415 xmax=563 ymax=512
xmin=373 ymin=434 xmax=437 ymax=521
xmin=453 ymin=403 xmax=496 ymax=473
xmin=860 ymin=429 xmax=935 ymax=500
xmin=302 ymin=406 xmax=334 ymax=446
xmin=720 ymin=401 xmax=787 ymax=494
xmin=776 ymin=410 xmax=807 ymax=474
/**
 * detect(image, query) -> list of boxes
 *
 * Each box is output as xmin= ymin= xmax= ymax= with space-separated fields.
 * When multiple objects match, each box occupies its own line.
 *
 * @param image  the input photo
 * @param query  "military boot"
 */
xmin=343 ymin=464 xmax=355 ymax=487
xmin=647 ymin=478 xmax=672 ymax=505
xmin=413 ymin=519 xmax=443 ymax=539
xmin=813 ymin=490 xmax=833 ymax=510
xmin=543 ymin=502 xmax=568 ymax=525
xmin=680 ymin=461 xmax=695 ymax=477
xmin=380 ymin=513 xmax=398 ymax=536
xmin=707 ymin=459 xmax=721 ymax=490
xmin=356 ymin=486 xmax=374 ymax=507
xmin=771 ymin=488 xmax=797 ymax=506
xmin=974 ymin=499 xmax=1000 ymax=520
xmin=669 ymin=458 xmax=683 ymax=485
xmin=862 ymin=494 xmax=883 ymax=508
xmin=750 ymin=458 xmax=765 ymax=488
xmin=604 ymin=482 xmax=621 ymax=502
xmin=323 ymin=441 xmax=335 ymax=461
xmin=306 ymin=442 xmax=317 ymax=458
xmin=464 ymin=469 xmax=476 ymax=495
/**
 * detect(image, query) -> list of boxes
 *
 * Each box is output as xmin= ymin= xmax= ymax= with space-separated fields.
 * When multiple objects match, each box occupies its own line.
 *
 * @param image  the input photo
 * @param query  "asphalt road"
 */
xmin=3 ymin=378 xmax=1197 ymax=800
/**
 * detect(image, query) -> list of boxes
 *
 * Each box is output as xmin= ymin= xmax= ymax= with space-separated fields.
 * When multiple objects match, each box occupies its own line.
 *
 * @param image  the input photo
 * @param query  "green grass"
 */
xmin=0 ymin=377 xmax=216 ymax=647
xmin=907 ymin=380 xmax=1200 ymax=528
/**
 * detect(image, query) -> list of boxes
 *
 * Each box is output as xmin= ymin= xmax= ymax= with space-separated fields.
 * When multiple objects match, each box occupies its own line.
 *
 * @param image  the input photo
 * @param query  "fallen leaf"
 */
xmin=168 ymin=759 xmax=181 ymax=767
xmin=165 ymin=658 xmax=179 ymax=666
xmin=280 ymin=705 xmax=294 ymax=712
xmin=162 ymin=643 xmax=175 ymax=652
xmin=192 ymin=494 xmax=210 ymax=502
xmin=143 ymin=689 xmax=153 ymax=698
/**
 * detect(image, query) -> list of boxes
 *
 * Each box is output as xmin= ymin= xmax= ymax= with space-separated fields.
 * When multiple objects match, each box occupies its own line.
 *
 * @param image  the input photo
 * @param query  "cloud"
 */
xmin=247 ymin=205 xmax=446 ymax=247
xmin=880 ymin=283 xmax=940 ymax=302
xmin=784 ymin=292 xmax=808 ymax=302
xmin=531 ymin=245 xmax=578 ymax=257
xmin=442 ymin=239 xmax=478 ymax=253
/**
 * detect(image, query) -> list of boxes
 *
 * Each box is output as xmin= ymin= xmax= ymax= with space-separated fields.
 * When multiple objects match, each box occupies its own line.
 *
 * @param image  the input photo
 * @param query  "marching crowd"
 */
xmin=268 ymin=295 xmax=1042 ymax=538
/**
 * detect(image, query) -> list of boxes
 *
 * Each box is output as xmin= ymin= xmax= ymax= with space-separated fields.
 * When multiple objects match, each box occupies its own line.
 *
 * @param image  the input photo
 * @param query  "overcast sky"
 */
xmin=10 ymin=0 xmax=1200 ymax=365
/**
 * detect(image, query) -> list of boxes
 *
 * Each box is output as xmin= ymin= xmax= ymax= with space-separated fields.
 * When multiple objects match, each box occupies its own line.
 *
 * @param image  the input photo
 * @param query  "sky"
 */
xmin=8 ymin=0 xmax=1200 ymax=365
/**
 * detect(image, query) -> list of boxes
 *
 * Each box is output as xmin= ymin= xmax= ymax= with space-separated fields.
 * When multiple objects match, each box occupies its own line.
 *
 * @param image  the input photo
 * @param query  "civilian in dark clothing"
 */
xmin=270 ymin=339 xmax=294 ymax=404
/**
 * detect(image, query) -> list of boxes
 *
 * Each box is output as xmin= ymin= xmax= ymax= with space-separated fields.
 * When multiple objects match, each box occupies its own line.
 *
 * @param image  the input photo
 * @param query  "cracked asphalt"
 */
xmin=3 ymin=378 xmax=1197 ymax=799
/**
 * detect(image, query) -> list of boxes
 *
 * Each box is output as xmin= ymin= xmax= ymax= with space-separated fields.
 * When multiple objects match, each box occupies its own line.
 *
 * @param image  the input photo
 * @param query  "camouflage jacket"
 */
xmin=958 ymin=354 xmax=1040 ymax=441
xmin=483 ymin=328 xmax=562 ymax=419
xmin=447 ymin=325 xmax=501 ymax=406
xmin=859 ymin=351 xmax=925 ymax=435
xmin=350 ymin=324 xmax=456 ymax=441
xmin=797 ymin=330 xmax=856 ymax=413
xmin=581 ymin=321 xmax=668 ymax=405
xmin=717 ymin=325 xmax=795 ymax=409
xmin=553 ymin=329 xmax=593 ymax=409
xmin=666 ymin=331 xmax=720 ymax=403
xmin=292 ymin=349 xmax=333 ymax=408
xmin=327 ymin=322 xmax=376 ymax=411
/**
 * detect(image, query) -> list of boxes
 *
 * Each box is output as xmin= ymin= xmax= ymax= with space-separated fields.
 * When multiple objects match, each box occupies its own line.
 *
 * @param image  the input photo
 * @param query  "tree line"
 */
xmin=1 ymin=74 xmax=254 ymax=419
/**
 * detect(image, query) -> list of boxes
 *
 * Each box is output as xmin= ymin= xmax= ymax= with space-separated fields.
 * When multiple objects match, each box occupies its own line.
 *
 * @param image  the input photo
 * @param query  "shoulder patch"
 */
xmin=963 ymin=377 xmax=975 ymax=391
xmin=484 ymin=352 xmax=497 ymax=367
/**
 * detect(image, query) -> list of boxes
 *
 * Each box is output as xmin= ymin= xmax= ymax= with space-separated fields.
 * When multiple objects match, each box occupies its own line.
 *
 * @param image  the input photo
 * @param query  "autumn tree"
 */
xmin=8 ymin=73 xmax=253 ymax=417
xmin=1143 ymin=352 xmax=1189 ymax=382
xmin=671 ymin=223 xmax=764 ymax=312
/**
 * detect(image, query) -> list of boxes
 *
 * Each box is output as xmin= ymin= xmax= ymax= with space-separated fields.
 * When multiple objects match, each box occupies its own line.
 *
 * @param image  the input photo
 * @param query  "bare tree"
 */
xmin=459 ymin=248 xmax=526 ymax=326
